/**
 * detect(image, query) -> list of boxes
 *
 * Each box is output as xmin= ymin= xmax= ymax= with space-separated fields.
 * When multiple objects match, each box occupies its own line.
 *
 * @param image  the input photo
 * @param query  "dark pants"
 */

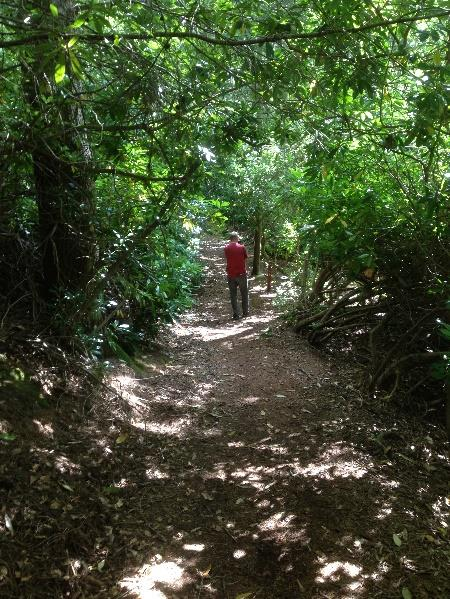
xmin=227 ymin=275 xmax=249 ymax=317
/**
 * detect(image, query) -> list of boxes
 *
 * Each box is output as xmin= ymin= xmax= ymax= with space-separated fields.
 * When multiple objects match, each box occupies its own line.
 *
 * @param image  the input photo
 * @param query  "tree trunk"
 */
xmin=21 ymin=1 xmax=96 ymax=299
xmin=308 ymin=263 xmax=336 ymax=303
xmin=251 ymin=213 xmax=263 ymax=276
xmin=266 ymin=262 xmax=273 ymax=292
xmin=446 ymin=383 xmax=450 ymax=441
xmin=32 ymin=146 xmax=96 ymax=295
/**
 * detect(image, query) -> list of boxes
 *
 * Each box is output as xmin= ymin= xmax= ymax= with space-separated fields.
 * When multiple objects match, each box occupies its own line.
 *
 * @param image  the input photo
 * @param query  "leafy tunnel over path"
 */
xmin=1 ymin=238 xmax=449 ymax=598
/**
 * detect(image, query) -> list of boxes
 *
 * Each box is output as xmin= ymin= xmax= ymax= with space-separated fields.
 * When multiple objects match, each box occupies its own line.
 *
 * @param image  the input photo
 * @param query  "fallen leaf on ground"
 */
xmin=4 ymin=514 xmax=14 ymax=535
xmin=200 ymin=564 xmax=211 ymax=577
xmin=97 ymin=559 xmax=106 ymax=572
xmin=60 ymin=482 xmax=74 ymax=492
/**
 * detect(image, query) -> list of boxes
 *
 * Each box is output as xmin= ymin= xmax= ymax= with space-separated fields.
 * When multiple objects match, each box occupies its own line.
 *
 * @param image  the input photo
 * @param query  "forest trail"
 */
xmin=1 ymin=239 xmax=448 ymax=599
xmin=105 ymin=239 xmax=448 ymax=599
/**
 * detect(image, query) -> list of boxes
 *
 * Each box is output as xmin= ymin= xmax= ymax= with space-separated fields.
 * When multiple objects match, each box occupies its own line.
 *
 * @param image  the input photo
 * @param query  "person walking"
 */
xmin=224 ymin=232 xmax=249 ymax=320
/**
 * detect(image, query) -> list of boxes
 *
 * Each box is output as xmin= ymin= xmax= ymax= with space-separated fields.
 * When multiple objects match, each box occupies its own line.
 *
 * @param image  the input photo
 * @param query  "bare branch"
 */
xmin=94 ymin=167 xmax=183 ymax=183
xmin=1 ymin=10 xmax=449 ymax=49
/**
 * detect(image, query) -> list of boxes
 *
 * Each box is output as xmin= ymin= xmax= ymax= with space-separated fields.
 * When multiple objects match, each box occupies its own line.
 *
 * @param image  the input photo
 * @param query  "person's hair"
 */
xmin=229 ymin=232 xmax=239 ymax=241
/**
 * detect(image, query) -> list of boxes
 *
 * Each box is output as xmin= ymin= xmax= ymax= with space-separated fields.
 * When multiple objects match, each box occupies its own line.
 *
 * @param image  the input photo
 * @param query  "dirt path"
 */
xmin=106 ymin=239 xmax=449 ymax=599
xmin=1 ymin=238 xmax=449 ymax=598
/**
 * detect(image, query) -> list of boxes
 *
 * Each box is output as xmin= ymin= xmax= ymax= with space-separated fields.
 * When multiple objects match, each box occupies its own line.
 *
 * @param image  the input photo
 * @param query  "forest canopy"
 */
xmin=0 ymin=1 xmax=449 ymax=423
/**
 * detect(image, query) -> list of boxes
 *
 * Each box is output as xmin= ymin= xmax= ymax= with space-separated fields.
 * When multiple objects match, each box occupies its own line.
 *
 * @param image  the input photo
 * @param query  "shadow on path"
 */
xmin=1 ymin=238 xmax=448 ymax=599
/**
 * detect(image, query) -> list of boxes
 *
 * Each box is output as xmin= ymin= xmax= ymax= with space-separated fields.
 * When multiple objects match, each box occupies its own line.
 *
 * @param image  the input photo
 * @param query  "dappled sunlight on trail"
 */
xmin=100 ymin=239 xmax=450 ymax=599
xmin=1 ymin=237 xmax=446 ymax=598
xmin=121 ymin=558 xmax=189 ymax=598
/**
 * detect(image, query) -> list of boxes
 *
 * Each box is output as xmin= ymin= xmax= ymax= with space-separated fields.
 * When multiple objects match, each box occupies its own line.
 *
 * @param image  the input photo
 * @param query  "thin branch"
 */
xmin=80 ymin=122 xmax=157 ymax=133
xmin=94 ymin=167 xmax=183 ymax=183
xmin=1 ymin=10 xmax=449 ymax=49
xmin=376 ymin=351 xmax=447 ymax=388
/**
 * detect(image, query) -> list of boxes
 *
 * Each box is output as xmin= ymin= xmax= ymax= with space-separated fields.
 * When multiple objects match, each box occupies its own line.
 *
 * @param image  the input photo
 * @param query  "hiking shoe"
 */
xmin=232 ymin=314 xmax=240 ymax=320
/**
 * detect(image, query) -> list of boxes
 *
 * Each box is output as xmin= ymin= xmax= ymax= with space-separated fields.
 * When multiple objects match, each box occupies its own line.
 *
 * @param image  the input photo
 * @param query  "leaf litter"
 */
xmin=0 ymin=238 xmax=449 ymax=598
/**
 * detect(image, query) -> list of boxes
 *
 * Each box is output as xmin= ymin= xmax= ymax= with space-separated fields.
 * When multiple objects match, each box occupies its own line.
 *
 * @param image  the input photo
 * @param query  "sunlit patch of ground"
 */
xmin=292 ymin=443 xmax=374 ymax=480
xmin=315 ymin=558 xmax=366 ymax=597
xmin=120 ymin=556 xmax=189 ymax=599
xmin=132 ymin=417 xmax=193 ymax=436
xmin=171 ymin=312 xmax=277 ymax=344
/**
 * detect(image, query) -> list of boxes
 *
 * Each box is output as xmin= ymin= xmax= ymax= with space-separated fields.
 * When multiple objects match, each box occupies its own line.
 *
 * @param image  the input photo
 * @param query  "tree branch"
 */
xmin=94 ymin=167 xmax=183 ymax=183
xmin=1 ymin=10 xmax=449 ymax=49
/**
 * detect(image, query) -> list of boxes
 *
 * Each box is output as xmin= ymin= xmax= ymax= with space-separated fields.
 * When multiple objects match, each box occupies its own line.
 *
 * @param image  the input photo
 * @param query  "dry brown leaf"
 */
xmin=200 ymin=564 xmax=211 ymax=577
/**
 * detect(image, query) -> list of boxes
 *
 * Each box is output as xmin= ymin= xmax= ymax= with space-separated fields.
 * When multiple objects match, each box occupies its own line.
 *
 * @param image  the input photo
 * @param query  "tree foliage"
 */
xmin=0 ymin=1 xmax=449 ymax=423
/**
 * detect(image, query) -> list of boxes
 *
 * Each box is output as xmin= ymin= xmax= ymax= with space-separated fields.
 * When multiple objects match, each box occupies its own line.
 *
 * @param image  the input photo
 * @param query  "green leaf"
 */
xmin=69 ymin=51 xmax=83 ymax=79
xmin=49 ymin=3 xmax=58 ymax=17
xmin=70 ymin=16 xmax=86 ymax=29
xmin=67 ymin=37 xmax=78 ymax=49
xmin=402 ymin=588 xmax=412 ymax=599
xmin=0 ymin=432 xmax=16 ymax=441
xmin=265 ymin=42 xmax=274 ymax=59
xmin=439 ymin=324 xmax=450 ymax=340
xmin=103 ymin=485 xmax=121 ymax=495
xmin=54 ymin=60 xmax=65 ymax=84
xmin=92 ymin=15 xmax=110 ymax=34
xmin=393 ymin=533 xmax=402 ymax=546
xmin=235 ymin=593 xmax=254 ymax=599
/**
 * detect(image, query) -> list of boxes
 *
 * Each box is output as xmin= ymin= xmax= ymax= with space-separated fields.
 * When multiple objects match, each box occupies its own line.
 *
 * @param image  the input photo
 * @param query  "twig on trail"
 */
xmin=147 ymin=525 xmax=168 ymax=543
xmin=298 ymin=365 xmax=313 ymax=379
xmin=205 ymin=411 xmax=224 ymax=418
xmin=205 ymin=507 xmax=238 ymax=543
xmin=220 ymin=524 xmax=238 ymax=543
xmin=249 ymin=436 xmax=272 ymax=448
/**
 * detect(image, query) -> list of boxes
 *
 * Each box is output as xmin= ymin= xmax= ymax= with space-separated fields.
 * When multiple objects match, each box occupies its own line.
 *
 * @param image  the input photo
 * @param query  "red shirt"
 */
xmin=224 ymin=242 xmax=248 ymax=277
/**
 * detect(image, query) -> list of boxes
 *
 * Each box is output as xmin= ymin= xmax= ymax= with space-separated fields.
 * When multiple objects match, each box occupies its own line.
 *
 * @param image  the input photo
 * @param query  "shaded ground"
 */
xmin=1 ymin=238 xmax=449 ymax=599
